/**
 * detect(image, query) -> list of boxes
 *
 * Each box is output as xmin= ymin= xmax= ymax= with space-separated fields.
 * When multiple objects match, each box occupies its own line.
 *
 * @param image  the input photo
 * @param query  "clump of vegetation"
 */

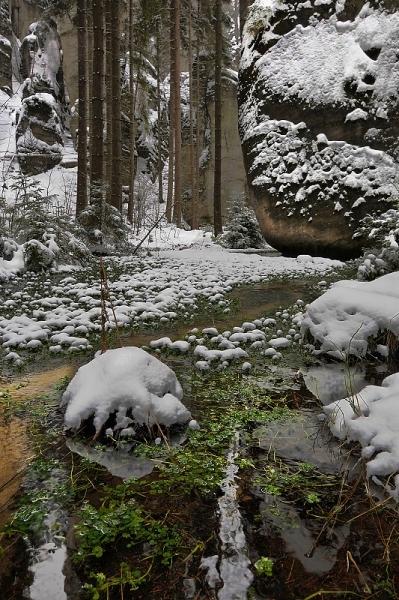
xmin=255 ymin=556 xmax=274 ymax=577
xmin=254 ymin=459 xmax=338 ymax=509
xmin=218 ymin=194 xmax=265 ymax=249
xmin=0 ymin=175 xmax=92 ymax=270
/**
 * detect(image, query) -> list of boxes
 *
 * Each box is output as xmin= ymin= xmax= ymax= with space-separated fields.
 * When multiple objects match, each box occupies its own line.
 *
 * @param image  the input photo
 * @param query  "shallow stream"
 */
xmin=1 ymin=278 xmax=396 ymax=599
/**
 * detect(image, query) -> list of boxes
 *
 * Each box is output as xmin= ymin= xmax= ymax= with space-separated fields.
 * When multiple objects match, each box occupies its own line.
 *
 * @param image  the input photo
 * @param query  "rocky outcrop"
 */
xmin=0 ymin=0 xmax=12 ymax=92
xmin=239 ymin=0 xmax=399 ymax=259
xmin=16 ymin=90 xmax=63 ymax=174
xmin=182 ymin=67 xmax=247 ymax=225
xmin=201 ymin=71 xmax=247 ymax=223
xmin=16 ymin=18 xmax=67 ymax=174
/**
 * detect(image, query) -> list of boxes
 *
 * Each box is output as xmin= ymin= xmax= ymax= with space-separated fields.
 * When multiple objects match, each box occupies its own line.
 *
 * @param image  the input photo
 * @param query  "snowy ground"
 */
xmin=0 ymin=243 xmax=342 ymax=366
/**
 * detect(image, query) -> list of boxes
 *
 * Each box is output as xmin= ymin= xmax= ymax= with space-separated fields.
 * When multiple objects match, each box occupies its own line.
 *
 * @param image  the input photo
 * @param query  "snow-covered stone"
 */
xmin=62 ymin=347 xmax=191 ymax=434
xmin=325 ymin=372 xmax=399 ymax=499
xmin=301 ymin=272 xmax=399 ymax=359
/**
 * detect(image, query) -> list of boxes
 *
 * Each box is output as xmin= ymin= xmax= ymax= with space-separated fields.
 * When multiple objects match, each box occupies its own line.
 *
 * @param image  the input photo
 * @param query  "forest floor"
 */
xmin=0 ymin=244 xmax=398 ymax=600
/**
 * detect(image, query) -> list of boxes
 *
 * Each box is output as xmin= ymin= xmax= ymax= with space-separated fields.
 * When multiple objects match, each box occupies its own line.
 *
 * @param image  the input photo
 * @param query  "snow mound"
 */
xmin=301 ymin=272 xmax=399 ymax=359
xmin=325 ymin=373 xmax=399 ymax=499
xmin=62 ymin=347 xmax=191 ymax=434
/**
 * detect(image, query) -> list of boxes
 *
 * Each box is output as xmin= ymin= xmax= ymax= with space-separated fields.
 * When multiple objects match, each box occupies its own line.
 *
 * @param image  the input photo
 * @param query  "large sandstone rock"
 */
xmin=16 ymin=90 xmax=63 ymax=174
xmin=182 ymin=68 xmax=247 ymax=225
xmin=0 ymin=0 xmax=12 ymax=92
xmin=16 ymin=18 xmax=67 ymax=174
xmin=239 ymin=0 xmax=399 ymax=259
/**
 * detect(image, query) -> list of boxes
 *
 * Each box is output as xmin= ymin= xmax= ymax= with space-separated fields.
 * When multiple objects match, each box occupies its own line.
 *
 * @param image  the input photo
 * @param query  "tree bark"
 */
xmin=192 ymin=0 xmax=202 ymax=230
xmin=76 ymin=0 xmax=88 ymax=217
xmin=127 ymin=0 xmax=136 ymax=224
xmin=110 ymin=1 xmax=122 ymax=212
xmin=188 ymin=0 xmax=196 ymax=228
xmin=90 ymin=0 xmax=105 ymax=209
xmin=104 ymin=0 xmax=113 ymax=207
xmin=213 ymin=0 xmax=223 ymax=236
xmin=166 ymin=0 xmax=175 ymax=223
xmin=156 ymin=18 xmax=164 ymax=205
xmin=172 ymin=0 xmax=182 ymax=226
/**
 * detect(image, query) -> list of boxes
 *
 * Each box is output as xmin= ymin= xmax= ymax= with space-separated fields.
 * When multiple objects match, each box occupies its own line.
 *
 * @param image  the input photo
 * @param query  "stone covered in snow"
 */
xmin=61 ymin=347 xmax=191 ymax=435
xmin=301 ymin=271 xmax=399 ymax=359
xmin=325 ymin=372 xmax=399 ymax=499
xmin=239 ymin=0 xmax=399 ymax=259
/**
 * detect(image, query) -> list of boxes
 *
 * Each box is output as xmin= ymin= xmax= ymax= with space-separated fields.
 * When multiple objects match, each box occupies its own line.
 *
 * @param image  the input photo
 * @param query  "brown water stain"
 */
xmin=0 ymin=364 xmax=76 ymax=403
xmin=0 ymin=418 xmax=31 ymax=527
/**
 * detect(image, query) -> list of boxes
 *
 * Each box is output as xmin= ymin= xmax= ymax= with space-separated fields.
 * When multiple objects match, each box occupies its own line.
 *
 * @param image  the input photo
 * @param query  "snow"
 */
xmin=61 ymin=347 xmax=191 ymax=434
xmin=243 ymin=4 xmax=399 ymax=108
xmin=345 ymin=108 xmax=368 ymax=121
xmin=268 ymin=337 xmax=291 ymax=349
xmin=239 ymin=2 xmax=399 ymax=223
xmin=0 ymin=246 xmax=342 ymax=356
xmin=324 ymin=372 xmax=399 ymax=499
xmin=301 ymin=272 xmax=399 ymax=359
xmin=0 ymin=246 xmax=25 ymax=281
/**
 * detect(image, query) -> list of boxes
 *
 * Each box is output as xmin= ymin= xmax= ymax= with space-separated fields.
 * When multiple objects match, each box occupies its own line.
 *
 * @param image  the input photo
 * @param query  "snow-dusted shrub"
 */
xmin=4 ymin=176 xmax=91 ymax=267
xmin=23 ymin=239 xmax=55 ymax=272
xmin=78 ymin=202 xmax=131 ymax=254
xmin=355 ymin=209 xmax=399 ymax=280
xmin=218 ymin=194 xmax=264 ymax=249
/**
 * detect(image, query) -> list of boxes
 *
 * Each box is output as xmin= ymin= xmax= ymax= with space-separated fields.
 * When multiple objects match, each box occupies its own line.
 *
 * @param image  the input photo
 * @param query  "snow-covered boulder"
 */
xmin=61 ymin=347 xmax=192 ymax=436
xmin=16 ymin=91 xmax=63 ymax=174
xmin=239 ymin=0 xmax=399 ymax=259
xmin=16 ymin=19 xmax=67 ymax=175
xmin=301 ymin=272 xmax=399 ymax=359
xmin=325 ymin=372 xmax=399 ymax=499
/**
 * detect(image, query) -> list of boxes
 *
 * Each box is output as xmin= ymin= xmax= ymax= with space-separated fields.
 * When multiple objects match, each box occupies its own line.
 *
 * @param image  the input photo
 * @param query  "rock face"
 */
xmin=0 ymin=0 xmax=12 ymax=92
xmin=182 ymin=68 xmax=247 ymax=225
xmin=239 ymin=0 xmax=399 ymax=259
xmin=16 ymin=19 xmax=67 ymax=174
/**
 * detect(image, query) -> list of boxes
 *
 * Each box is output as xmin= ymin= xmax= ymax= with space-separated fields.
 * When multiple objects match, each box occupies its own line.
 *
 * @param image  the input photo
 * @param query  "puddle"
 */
xmin=252 ymin=410 xmax=349 ymax=475
xmin=123 ymin=280 xmax=309 ymax=349
xmin=302 ymin=363 xmax=368 ymax=406
xmin=259 ymin=496 xmax=349 ymax=575
xmin=66 ymin=439 xmax=155 ymax=479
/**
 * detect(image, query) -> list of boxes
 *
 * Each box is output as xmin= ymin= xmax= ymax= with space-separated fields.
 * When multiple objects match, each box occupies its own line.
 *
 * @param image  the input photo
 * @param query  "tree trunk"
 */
xmin=110 ymin=1 xmax=122 ymax=212
xmin=192 ymin=0 xmax=201 ymax=230
xmin=127 ymin=0 xmax=136 ymax=224
xmin=90 ymin=0 xmax=105 ymax=209
xmin=104 ymin=0 xmax=113 ymax=207
xmin=172 ymin=0 xmax=182 ymax=226
xmin=213 ymin=0 xmax=223 ymax=236
xmin=76 ymin=0 xmax=88 ymax=217
xmin=188 ymin=0 xmax=196 ymax=228
xmin=156 ymin=18 xmax=164 ymax=205
xmin=166 ymin=0 xmax=175 ymax=223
